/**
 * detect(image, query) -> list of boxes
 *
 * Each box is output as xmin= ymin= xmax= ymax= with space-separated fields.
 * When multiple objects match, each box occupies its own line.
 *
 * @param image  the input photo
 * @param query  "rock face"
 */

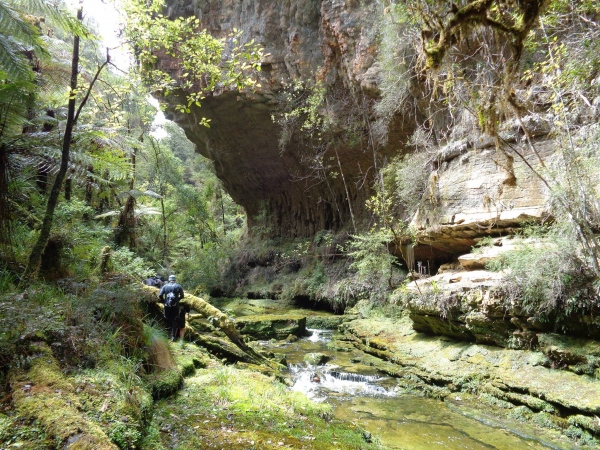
xmin=159 ymin=0 xmax=562 ymax=269
xmin=402 ymin=263 xmax=600 ymax=347
xmin=409 ymin=140 xmax=552 ymax=265
xmin=343 ymin=316 xmax=600 ymax=441
xmin=162 ymin=0 xmax=412 ymax=236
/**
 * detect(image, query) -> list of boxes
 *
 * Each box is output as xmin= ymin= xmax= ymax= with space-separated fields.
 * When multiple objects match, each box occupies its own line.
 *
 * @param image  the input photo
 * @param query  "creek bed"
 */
xmin=210 ymin=298 xmax=570 ymax=448
xmin=260 ymin=328 xmax=568 ymax=449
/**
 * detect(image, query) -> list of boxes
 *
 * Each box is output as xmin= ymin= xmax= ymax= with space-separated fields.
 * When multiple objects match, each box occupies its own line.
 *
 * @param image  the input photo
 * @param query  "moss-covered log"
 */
xmin=9 ymin=342 xmax=119 ymax=449
xmin=141 ymin=285 xmax=279 ymax=368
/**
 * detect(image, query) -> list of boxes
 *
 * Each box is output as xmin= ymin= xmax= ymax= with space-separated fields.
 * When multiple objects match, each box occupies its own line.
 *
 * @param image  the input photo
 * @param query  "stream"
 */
xmin=214 ymin=299 xmax=565 ymax=449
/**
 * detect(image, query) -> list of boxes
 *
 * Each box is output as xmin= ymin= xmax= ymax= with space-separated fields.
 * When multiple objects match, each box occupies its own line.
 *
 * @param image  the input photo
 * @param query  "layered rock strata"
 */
xmin=159 ymin=0 xmax=568 ymax=272
xmin=342 ymin=316 xmax=600 ymax=443
xmin=402 ymin=239 xmax=600 ymax=346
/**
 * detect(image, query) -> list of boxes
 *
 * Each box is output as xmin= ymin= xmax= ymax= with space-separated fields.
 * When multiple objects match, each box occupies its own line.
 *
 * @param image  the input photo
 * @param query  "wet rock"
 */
xmin=539 ymin=334 xmax=600 ymax=373
xmin=284 ymin=334 xmax=299 ymax=343
xmin=304 ymin=353 xmax=329 ymax=366
xmin=234 ymin=314 xmax=306 ymax=340
xmin=305 ymin=315 xmax=356 ymax=329
xmin=344 ymin=316 xmax=600 ymax=438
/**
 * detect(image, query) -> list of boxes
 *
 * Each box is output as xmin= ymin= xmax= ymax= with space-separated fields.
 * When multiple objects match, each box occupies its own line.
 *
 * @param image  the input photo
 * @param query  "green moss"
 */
xmin=108 ymin=421 xmax=142 ymax=449
xmin=425 ymin=45 xmax=444 ymax=69
xmin=14 ymin=380 xmax=116 ymax=449
xmin=9 ymin=344 xmax=116 ymax=449
xmin=148 ymin=365 xmax=383 ymax=449
xmin=7 ymin=337 xmax=158 ymax=450
xmin=306 ymin=315 xmax=353 ymax=329
xmin=175 ymin=355 xmax=196 ymax=376
xmin=569 ymin=414 xmax=600 ymax=434
xmin=234 ymin=314 xmax=307 ymax=339
xmin=508 ymin=405 xmax=534 ymax=422
xmin=532 ymin=412 xmax=562 ymax=430
xmin=0 ymin=413 xmax=52 ymax=449
xmin=144 ymin=368 xmax=183 ymax=400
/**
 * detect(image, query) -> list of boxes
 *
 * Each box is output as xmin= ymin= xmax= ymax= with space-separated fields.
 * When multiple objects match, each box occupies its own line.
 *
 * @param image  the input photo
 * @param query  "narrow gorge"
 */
xmin=146 ymin=0 xmax=600 ymax=446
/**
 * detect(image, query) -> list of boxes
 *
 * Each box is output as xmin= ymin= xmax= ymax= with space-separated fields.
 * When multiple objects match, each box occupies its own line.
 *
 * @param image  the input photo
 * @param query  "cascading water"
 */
xmin=306 ymin=328 xmax=330 ymax=343
xmin=212 ymin=296 xmax=571 ymax=450
xmin=289 ymin=363 xmax=398 ymax=401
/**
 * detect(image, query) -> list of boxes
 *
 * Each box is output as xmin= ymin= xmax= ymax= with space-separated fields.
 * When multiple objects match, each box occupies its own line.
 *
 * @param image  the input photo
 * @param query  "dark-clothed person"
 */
xmin=158 ymin=275 xmax=186 ymax=341
xmin=144 ymin=275 xmax=164 ymax=288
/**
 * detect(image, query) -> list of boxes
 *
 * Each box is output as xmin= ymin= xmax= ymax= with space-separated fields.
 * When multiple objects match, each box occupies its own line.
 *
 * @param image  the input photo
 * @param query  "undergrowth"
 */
xmin=487 ymin=224 xmax=598 ymax=328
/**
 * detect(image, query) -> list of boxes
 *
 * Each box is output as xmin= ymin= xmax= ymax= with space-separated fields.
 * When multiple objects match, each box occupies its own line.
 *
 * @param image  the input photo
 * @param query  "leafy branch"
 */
xmin=124 ymin=0 xmax=264 ymax=121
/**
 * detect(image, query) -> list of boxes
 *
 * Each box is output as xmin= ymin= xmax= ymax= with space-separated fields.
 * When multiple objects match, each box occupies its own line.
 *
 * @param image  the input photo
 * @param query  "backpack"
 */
xmin=165 ymin=291 xmax=178 ymax=308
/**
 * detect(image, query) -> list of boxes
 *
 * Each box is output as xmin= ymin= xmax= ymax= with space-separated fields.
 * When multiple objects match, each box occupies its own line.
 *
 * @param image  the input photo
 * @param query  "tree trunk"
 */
xmin=21 ymin=8 xmax=83 ymax=285
xmin=161 ymin=196 xmax=167 ymax=264
xmin=64 ymin=178 xmax=72 ymax=201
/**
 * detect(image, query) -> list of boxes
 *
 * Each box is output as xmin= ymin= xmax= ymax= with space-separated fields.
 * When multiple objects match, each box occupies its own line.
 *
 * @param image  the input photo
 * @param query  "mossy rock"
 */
xmin=187 ymin=314 xmax=219 ymax=334
xmin=170 ymin=341 xmax=211 ymax=370
xmin=326 ymin=340 xmax=354 ymax=352
xmin=144 ymin=368 xmax=183 ymax=400
xmin=539 ymin=333 xmax=600 ymax=369
xmin=569 ymin=414 xmax=600 ymax=435
xmin=234 ymin=314 xmax=306 ymax=340
xmin=190 ymin=332 xmax=251 ymax=363
xmin=177 ymin=356 xmax=196 ymax=376
xmin=303 ymin=352 xmax=329 ymax=365
xmin=306 ymin=315 xmax=356 ymax=329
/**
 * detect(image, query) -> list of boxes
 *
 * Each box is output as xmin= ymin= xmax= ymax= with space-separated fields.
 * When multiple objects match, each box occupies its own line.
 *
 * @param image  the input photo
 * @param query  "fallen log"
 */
xmin=141 ymin=285 xmax=280 ymax=368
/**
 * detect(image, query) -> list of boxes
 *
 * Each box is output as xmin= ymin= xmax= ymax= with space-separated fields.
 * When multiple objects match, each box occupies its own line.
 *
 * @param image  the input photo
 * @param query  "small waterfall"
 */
xmin=306 ymin=328 xmax=332 ymax=342
xmin=289 ymin=363 xmax=397 ymax=400
xmin=326 ymin=370 xmax=382 ymax=383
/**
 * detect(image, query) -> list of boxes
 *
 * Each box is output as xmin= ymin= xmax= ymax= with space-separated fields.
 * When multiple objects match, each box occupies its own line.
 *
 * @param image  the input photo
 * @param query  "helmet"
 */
xmin=168 ymin=275 xmax=176 ymax=281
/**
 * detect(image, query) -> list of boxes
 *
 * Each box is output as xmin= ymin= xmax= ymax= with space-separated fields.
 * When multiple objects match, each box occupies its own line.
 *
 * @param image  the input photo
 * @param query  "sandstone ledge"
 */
xmin=342 ymin=316 xmax=600 ymax=442
xmin=401 ymin=267 xmax=600 ymax=348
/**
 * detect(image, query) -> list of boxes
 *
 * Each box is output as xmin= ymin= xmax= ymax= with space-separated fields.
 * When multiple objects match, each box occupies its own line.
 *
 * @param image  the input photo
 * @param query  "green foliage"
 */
xmin=273 ymin=80 xmax=329 ymax=149
xmin=171 ymin=234 xmax=240 ymax=294
xmin=471 ymin=236 xmax=495 ymax=254
xmin=0 ymin=268 xmax=15 ymax=294
xmin=372 ymin=5 xmax=415 ymax=144
xmin=146 ymin=364 xmax=383 ymax=449
xmin=110 ymin=247 xmax=151 ymax=280
xmin=348 ymin=231 xmax=397 ymax=291
xmin=124 ymin=0 xmax=263 ymax=118
xmin=336 ymin=229 xmax=403 ymax=304
xmin=383 ymin=149 xmax=431 ymax=219
xmin=487 ymin=224 xmax=595 ymax=323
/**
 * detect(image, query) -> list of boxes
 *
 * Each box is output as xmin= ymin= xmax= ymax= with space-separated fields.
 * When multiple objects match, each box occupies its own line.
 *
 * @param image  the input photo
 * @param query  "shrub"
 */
xmin=487 ymin=224 xmax=596 ymax=324
xmin=347 ymin=230 xmax=405 ymax=304
xmin=382 ymin=148 xmax=431 ymax=219
xmin=110 ymin=247 xmax=152 ymax=280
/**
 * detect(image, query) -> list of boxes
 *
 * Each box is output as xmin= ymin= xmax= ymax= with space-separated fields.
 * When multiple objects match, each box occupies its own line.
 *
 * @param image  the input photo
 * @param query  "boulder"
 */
xmin=304 ymin=352 xmax=330 ymax=365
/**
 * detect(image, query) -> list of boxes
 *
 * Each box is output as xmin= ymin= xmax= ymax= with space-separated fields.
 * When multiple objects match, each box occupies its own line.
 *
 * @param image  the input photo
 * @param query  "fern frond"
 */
xmin=8 ymin=0 xmax=92 ymax=39
xmin=0 ymin=0 xmax=41 ymax=48
xmin=0 ymin=35 xmax=33 ymax=80
xmin=94 ymin=210 xmax=120 ymax=219
xmin=134 ymin=204 xmax=161 ymax=216
xmin=0 ymin=79 xmax=37 ymax=136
